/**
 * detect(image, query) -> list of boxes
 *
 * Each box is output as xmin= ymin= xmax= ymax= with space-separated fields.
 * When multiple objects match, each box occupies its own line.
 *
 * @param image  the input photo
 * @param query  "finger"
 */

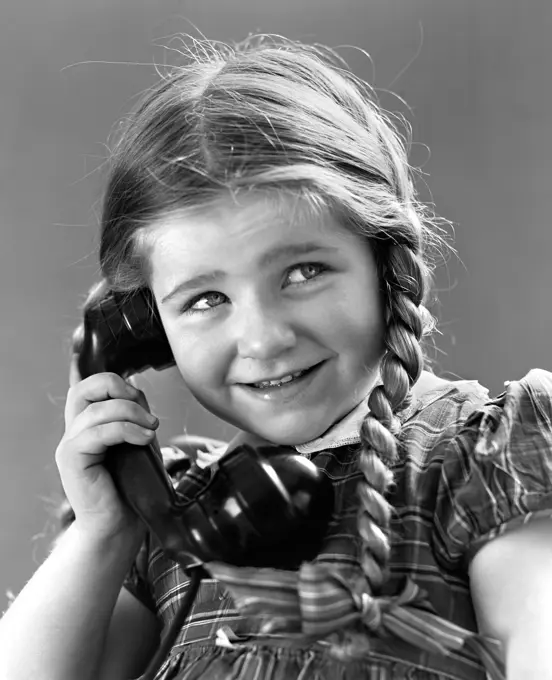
xmin=59 ymin=421 xmax=157 ymax=460
xmin=65 ymin=373 xmax=143 ymax=425
xmin=67 ymin=399 xmax=160 ymax=439
xmin=69 ymin=354 xmax=82 ymax=388
xmin=125 ymin=382 xmax=153 ymax=419
xmin=124 ymin=375 xmax=155 ymax=414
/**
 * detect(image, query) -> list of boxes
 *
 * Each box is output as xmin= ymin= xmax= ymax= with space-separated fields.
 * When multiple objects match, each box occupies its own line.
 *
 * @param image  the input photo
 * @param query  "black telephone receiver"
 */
xmin=76 ymin=288 xmax=334 ymax=573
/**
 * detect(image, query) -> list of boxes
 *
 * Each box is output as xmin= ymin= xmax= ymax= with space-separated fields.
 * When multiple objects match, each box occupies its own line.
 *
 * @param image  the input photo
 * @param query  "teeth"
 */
xmin=253 ymin=370 xmax=305 ymax=389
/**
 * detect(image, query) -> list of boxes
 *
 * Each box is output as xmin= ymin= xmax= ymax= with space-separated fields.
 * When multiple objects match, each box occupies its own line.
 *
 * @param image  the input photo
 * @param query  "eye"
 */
xmin=181 ymin=291 xmax=227 ymax=315
xmin=286 ymin=262 xmax=329 ymax=286
xmin=181 ymin=262 xmax=330 ymax=314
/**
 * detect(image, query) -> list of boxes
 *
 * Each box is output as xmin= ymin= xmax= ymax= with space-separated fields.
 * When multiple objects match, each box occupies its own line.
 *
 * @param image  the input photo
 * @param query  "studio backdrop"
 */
xmin=1 ymin=0 xmax=551 ymax=608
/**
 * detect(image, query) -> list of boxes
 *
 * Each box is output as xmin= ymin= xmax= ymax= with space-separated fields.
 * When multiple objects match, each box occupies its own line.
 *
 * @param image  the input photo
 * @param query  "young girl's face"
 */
xmin=147 ymin=192 xmax=385 ymax=446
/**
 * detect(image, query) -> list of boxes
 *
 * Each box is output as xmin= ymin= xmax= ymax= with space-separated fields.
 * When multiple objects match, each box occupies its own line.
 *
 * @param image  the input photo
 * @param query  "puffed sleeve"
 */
xmin=433 ymin=369 xmax=552 ymax=570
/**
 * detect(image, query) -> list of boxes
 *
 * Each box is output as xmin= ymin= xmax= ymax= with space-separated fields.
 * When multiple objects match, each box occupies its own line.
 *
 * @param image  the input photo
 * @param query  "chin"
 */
xmin=246 ymin=421 xmax=328 ymax=448
xmin=199 ymin=398 xmax=333 ymax=449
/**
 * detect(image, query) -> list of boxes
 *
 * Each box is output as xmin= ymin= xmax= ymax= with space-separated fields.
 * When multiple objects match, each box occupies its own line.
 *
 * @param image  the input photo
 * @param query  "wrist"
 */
xmin=66 ymin=517 xmax=146 ymax=559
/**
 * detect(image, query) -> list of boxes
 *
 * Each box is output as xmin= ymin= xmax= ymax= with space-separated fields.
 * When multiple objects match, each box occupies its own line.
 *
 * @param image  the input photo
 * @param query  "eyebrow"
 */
xmin=160 ymin=242 xmax=338 ymax=304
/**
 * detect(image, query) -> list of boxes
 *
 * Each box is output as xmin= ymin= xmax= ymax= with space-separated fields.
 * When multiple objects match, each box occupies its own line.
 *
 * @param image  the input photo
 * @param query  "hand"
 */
xmin=55 ymin=355 xmax=160 ymax=542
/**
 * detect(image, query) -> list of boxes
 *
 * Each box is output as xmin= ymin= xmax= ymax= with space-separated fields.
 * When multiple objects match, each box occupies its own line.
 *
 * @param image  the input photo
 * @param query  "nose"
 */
xmin=234 ymin=299 xmax=296 ymax=360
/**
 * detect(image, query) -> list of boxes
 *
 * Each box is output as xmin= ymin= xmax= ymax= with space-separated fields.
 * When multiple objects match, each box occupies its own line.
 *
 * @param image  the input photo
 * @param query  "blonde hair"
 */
xmin=87 ymin=35 xmax=447 ymax=657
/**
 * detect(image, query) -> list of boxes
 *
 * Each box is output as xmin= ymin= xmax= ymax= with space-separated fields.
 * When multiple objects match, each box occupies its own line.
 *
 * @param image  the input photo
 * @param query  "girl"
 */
xmin=2 ymin=35 xmax=552 ymax=680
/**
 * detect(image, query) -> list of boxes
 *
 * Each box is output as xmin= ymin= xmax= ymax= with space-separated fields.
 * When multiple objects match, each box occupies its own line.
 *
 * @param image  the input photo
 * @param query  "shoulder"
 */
xmin=402 ymin=368 xmax=552 ymax=464
xmin=409 ymin=370 xmax=491 ymax=418
xmin=399 ymin=371 xmax=491 ymax=450
xmin=429 ymin=369 xmax=552 ymax=567
xmin=464 ymin=368 xmax=552 ymax=457
xmin=429 ymin=368 xmax=552 ymax=465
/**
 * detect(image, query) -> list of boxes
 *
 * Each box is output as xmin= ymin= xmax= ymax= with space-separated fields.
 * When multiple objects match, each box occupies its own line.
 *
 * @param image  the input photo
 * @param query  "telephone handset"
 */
xmin=76 ymin=288 xmax=334 ymax=572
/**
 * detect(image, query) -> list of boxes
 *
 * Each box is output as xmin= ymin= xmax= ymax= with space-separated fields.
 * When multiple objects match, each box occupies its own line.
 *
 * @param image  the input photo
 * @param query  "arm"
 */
xmin=98 ymin=587 xmax=160 ymax=680
xmin=469 ymin=517 xmax=552 ymax=679
xmin=0 ymin=522 xmax=160 ymax=680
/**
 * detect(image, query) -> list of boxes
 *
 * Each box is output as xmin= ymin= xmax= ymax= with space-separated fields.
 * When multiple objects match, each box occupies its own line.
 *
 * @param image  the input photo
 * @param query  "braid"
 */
xmin=329 ymin=242 xmax=427 ymax=660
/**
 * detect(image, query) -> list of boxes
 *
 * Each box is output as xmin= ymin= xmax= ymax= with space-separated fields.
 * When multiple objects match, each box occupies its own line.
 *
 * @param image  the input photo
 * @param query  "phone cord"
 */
xmin=138 ymin=567 xmax=203 ymax=680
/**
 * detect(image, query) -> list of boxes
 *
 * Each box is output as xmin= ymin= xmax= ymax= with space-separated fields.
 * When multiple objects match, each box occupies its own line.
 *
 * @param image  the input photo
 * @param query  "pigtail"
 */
xmin=330 ymin=240 xmax=427 ymax=660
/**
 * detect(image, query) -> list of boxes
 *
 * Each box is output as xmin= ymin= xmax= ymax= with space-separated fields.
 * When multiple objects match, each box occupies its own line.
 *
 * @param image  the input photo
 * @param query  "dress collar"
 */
xmin=295 ymin=378 xmax=488 ymax=456
xmin=295 ymin=394 xmax=371 ymax=456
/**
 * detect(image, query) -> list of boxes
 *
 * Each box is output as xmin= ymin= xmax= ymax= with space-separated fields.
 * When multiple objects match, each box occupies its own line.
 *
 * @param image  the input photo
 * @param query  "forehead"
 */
xmin=145 ymin=192 xmax=360 ymax=282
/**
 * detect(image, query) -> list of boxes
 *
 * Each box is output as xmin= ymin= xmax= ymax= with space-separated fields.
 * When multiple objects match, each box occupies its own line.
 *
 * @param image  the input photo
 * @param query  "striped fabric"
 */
xmin=206 ymin=562 xmax=504 ymax=679
xmin=123 ymin=369 xmax=552 ymax=680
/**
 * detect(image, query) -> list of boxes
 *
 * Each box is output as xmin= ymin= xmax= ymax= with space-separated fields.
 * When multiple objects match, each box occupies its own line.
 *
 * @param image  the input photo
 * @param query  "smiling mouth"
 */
xmin=243 ymin=362 xmax=325 ymax=390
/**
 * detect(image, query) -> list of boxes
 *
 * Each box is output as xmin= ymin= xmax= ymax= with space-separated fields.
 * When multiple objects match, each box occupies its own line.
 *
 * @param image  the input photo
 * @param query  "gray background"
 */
xmin=2 ymin=0 xmax=551 ymax=608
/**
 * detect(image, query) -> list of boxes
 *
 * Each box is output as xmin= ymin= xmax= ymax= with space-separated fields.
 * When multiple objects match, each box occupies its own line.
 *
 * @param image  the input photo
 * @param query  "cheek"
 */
xmin=325 ymin=284 xmax=385 ymax=356
xmin=337 ymin=309 xmax=384 ymax=363
xmin=165 ymin=325 xmax=227 ymax=390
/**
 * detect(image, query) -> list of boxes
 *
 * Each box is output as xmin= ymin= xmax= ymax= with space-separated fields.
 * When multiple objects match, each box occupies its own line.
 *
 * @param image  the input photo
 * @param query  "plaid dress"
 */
xmin=123 ymin=369 xmax=552 ymax=680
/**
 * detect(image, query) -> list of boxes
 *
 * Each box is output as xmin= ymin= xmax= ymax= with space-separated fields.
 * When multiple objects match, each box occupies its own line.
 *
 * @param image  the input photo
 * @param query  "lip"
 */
xmin=235 ymin=361 xmax=326 ymax=386
xmin=236 ymin=360 xmax=328 ymax=403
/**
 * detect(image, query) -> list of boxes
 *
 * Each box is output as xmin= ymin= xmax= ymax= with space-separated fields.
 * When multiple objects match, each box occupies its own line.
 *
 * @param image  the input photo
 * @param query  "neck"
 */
xmin=226 ymin=371 xmax=451 ymax=453
xmin=225 ymin=430 xmax=277 ymax=454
